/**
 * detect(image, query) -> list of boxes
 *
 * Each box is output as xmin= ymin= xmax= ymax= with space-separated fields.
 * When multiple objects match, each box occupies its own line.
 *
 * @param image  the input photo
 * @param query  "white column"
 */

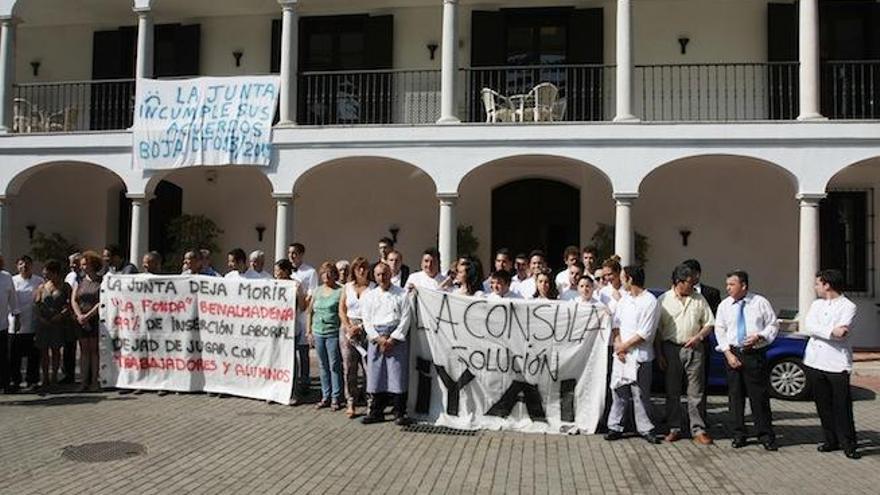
xmin=798 ymin=0 xmax=823 ymax=120
xmin=274 ymin=193 xmax=293 ymax=262
xmin=614 ymin=193 xmax=637 ymax=266
xmin=437 ymin=0 xmax=460 ymax=124
xmin=278 ymin=0 xmax=299 ymax=125
xmin=128 ymin=195 xmax=149 ymax=264
xmin=438 ymin=194 xmax=458 ymax=271
xmin=0 ymin=17 xmax=15 ymax=132
xmin=134 ymin=7 xmax=154 ymax=79
xmin=798 ymin=194 xmax=823 ymax=326
xmin=0 ymin=197 xmax=7 ymax=257
xmin=614 ymin=0 xmax=637 ymax=122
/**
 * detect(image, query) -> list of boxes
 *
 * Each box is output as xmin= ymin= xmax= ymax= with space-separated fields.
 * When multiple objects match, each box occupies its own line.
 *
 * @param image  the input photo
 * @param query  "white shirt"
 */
xmin=344 ymin=281 xmax=375 ymax=319
xmin=10 ymin=274 xmax=44 ymax=335
xmin=0 ymin=270 xmax=19 ymax=331
xmin=486 ymin=290 xmax=523 ymax=301
xmin=361 ymin=284 xmax=412 ymax=342
xmin=407 ymin=270 xmax=445 ymax=290
xmin=612 ymin=290 xmax=660 ymax=363
xmin=64 ymin=271 xmax=80 ymax=292
xmin=515 ymin=277 xmax=537 ymax=299
xmin=243 ymin=268 xmax=272 ymax=280
xmin=391 ymin=271 xmax=404 ymax=288
xmin=803 ymin=296 xmax=857 ymax=373
xmin=291 ymin=262 xmax=318 ymax=296
xmin=555 ymin=270 xmax=571 ymax=293
xmin=224 ymin=270 xmax=243 ymax=279
xmin=714 ymin=293 xmax=779 ymax=352
xmin=560 ymin=289 xmax=579 ymax=301
xmin=510 ymin=273 xmax=529 ymax=295
xmin=481 ymin=277 xmax=492 ymax=293
xmin=599 ymin=284 xmax=624 ymax=315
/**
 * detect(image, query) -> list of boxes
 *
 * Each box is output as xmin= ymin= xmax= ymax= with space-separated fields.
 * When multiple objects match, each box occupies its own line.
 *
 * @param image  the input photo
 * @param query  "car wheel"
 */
xmin=769 ymin=358 xmax=810 ymax=400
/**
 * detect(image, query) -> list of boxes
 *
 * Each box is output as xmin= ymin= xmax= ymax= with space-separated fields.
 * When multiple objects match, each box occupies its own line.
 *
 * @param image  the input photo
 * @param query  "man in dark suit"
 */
xmin=682 ymin=259 xmax=722 ymax=421
xmin=371 ymin=237 xmax=409 ymax=286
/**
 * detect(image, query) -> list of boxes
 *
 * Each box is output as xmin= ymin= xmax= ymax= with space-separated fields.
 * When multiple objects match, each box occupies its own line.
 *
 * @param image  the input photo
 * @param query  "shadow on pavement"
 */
xmin=0 ymin=394 xmax=134 ymax=407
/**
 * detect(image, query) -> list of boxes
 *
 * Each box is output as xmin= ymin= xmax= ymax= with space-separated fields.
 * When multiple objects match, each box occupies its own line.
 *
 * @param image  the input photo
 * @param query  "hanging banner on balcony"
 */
xmin=408 ymin=288 xmax=611 ymax=434
xmin=132 ymin=76 xmax=280 ymax=169
xmin=98 ymin=274 xmax=297 ymax=404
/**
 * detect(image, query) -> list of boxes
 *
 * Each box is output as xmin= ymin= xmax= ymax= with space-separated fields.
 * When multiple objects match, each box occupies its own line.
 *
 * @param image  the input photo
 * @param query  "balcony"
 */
xmin=6 ymin=61 xmax=879 ymax=134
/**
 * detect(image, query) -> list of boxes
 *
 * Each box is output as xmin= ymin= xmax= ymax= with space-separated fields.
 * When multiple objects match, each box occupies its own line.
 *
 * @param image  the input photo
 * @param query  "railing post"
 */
xmin=0 ymin=16 xmax=15 ymax=132
xmin=278 ymin=0 xmax=299 ymax=125
xmin=798 ymin=0 xmax=824 ymax=120
xmin=438 ymin=0 xmax=460 ymax=123
xmin=614 ymin=0 xmax=638 ymax=122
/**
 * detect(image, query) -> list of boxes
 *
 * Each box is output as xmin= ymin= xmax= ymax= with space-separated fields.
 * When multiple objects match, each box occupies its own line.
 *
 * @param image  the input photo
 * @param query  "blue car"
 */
xmin=647 ymin=289 xmax=810 ymax=400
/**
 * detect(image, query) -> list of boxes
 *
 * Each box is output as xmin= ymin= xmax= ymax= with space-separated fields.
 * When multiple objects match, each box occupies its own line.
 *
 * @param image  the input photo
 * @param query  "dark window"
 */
xmin=820 ymin=191 xmax=871 ymax=292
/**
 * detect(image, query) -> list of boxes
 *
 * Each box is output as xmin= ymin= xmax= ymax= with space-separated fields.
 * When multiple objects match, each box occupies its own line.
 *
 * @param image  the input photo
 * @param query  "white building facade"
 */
xmin=1 ymin=0 xmax=880 ymax=347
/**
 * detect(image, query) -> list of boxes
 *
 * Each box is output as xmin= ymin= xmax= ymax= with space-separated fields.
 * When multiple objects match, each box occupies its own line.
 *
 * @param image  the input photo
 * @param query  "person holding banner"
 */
xmin=559 ymin=262 xmax=585 ymax=301
xmin=307 ymin=262 xmax=344 ymax=411
xmin=605 ymin=265 xmax=661 ymax=444
xmin=515 ymin=250 xmax=547 ymax=299
xmin=481 ymin=248 xmax=513 ymax=293
xmin=273 ymin=259 xmax=308 ymax=405
xmin=570 ymin=274 xmax=601 ymax=305
xmin=71 ymin=251 xmax=103 ymax=392
xmin=246 ymin=251 xmax=273 ymax=279
xmin=448 ymin=258 xmax=483 ymax=297
xmin=554 ymin=245 xmax=581 ymax=293
xmin=361 ymin=262 xmax=413 ymax=425
xmin=224 ymin=248 xmax=248 ymax=278
xmin=510 ymin=253 xmax=530 ymax=295
xmin=339 ymin=257 xmax=374 ymax=418
xmin=141 ymin=251 xmax=162 ymax=274
xmin=599 ymin=256 xmax=624 ymax=314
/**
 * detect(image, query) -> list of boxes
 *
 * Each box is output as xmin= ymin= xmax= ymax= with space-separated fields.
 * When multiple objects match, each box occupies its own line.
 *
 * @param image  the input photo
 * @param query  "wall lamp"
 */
xmin=679 ymin=229 xmax=692 ymax=247
xmin=233 ymin=50 xmax=244 ymax=67
xmin=426 ymin=43 xmax=438 ymax=60
xmin=389 ymin=224 xmax=400 ymax=244
xmin=677 ymin=36 xmax=690 ymax=55
xmin=26 ymin=224 xmax=36 ymax=240
xmin=30 ymin=60 xmax=41 ymax=77
xmin=255 ymin=224 xmax=266 ymax=242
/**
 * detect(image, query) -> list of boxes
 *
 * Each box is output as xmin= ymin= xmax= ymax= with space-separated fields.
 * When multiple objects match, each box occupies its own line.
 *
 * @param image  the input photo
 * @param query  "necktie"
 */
xmin=737 ymin=299 xmax=747 ymax=346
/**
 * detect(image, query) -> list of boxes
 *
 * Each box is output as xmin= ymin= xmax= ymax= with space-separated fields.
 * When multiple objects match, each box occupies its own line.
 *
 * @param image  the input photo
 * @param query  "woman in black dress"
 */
xmin=71 ymin=251 xmax=102 ymax=392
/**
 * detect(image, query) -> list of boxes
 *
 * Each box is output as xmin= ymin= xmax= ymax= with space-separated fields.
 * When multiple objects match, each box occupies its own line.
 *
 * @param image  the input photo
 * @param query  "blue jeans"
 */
xmin=314 ymin=334 xmax=343 ymax=402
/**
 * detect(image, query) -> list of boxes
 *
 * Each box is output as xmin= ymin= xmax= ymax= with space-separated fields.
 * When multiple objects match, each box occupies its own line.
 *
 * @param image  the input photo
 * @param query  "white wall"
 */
xmin=457 ymin=155 xmax=615 ymax=267
xmin=8 ymin=163 xmax=125 ymax=260
xmin=160 ymin=167 xmax=276 ymax=270
xmin=293 ymin=158 xmax=438 ymax=269
xmin=635 ymin=155 xmax=799 ymax=308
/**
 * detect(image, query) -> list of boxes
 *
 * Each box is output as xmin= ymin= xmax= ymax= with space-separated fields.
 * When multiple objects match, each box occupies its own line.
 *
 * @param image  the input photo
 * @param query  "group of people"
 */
xmin=0 ymin=237 xmax=861 ymax=458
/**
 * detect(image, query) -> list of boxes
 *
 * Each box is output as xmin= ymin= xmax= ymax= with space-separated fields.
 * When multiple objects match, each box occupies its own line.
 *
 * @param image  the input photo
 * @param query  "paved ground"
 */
xmin=0 ymin=375 xmax=878 ymax=495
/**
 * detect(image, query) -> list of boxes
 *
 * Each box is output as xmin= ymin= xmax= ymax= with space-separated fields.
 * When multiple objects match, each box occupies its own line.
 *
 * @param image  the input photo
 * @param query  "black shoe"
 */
xmin=361 ymin=415 xmax=383 ymax=425
xmin=731 ymin=438 xmax=747 ymax=449
xmin=118 ymin=389 xmax=134 ymax=395
xmin=817 ymin=443 xmax=839 ymax=453
xmin=844 ymin=449 xmax=861 ymax=460
xmin=762 ymin=440 xmax=778 ymax=452
xmin=641 ymin=433 xmax=661 ymax=445
xmin=604 ymin=431 xmax=623 ymax=441
xmin=394 ymin=416 xmax=412 ymax=426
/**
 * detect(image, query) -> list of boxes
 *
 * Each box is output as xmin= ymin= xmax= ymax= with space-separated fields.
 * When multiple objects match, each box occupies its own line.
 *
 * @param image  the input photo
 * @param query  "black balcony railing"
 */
xmin=822 ymin=60 xmax=880 ymax=120
xmin=298 ymin=69 xmax=441 ymax=125
xmin=634 ymin=62 xmax=800 ymax=121
xmin=12 ymin=79 xmax=135 ymax=133
xmin=462 ymin=64 xmax=615 ymax=123
xmin=8 ymin=61 xmax=880 ymax=134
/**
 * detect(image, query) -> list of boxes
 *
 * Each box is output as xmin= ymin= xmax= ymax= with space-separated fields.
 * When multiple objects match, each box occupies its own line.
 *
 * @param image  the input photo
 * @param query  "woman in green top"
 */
xmin=307 ymin=261 xmax=344 ymax=409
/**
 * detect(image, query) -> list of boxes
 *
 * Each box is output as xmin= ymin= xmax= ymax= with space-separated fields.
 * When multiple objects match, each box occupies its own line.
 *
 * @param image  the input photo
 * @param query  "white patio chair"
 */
xmin=480 ymin=88 xmax=514 ymax=123
xmin=529 ymin=82 xmax=560 ymax=122
xmin=48 ymin=107 xmax=79 ymax=132
xmin=552 ymin=97 xmax=567 ymax=121
xmin=12 ymin=97 xmax=38 ymax=133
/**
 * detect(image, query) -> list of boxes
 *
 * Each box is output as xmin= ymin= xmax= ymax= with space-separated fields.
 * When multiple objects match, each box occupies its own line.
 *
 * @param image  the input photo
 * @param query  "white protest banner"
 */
xmin=408 ymin=289 xmax=610 ymax=434
xmin=133 ymin=76 xmax=279 ymax=169
xmin=99 ymin=274 xmax=296 ymax=404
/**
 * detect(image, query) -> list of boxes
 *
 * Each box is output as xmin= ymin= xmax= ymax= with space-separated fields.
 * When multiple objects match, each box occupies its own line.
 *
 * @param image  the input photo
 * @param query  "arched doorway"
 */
xmin=492 ymin=178 xmax=580 ymax=270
